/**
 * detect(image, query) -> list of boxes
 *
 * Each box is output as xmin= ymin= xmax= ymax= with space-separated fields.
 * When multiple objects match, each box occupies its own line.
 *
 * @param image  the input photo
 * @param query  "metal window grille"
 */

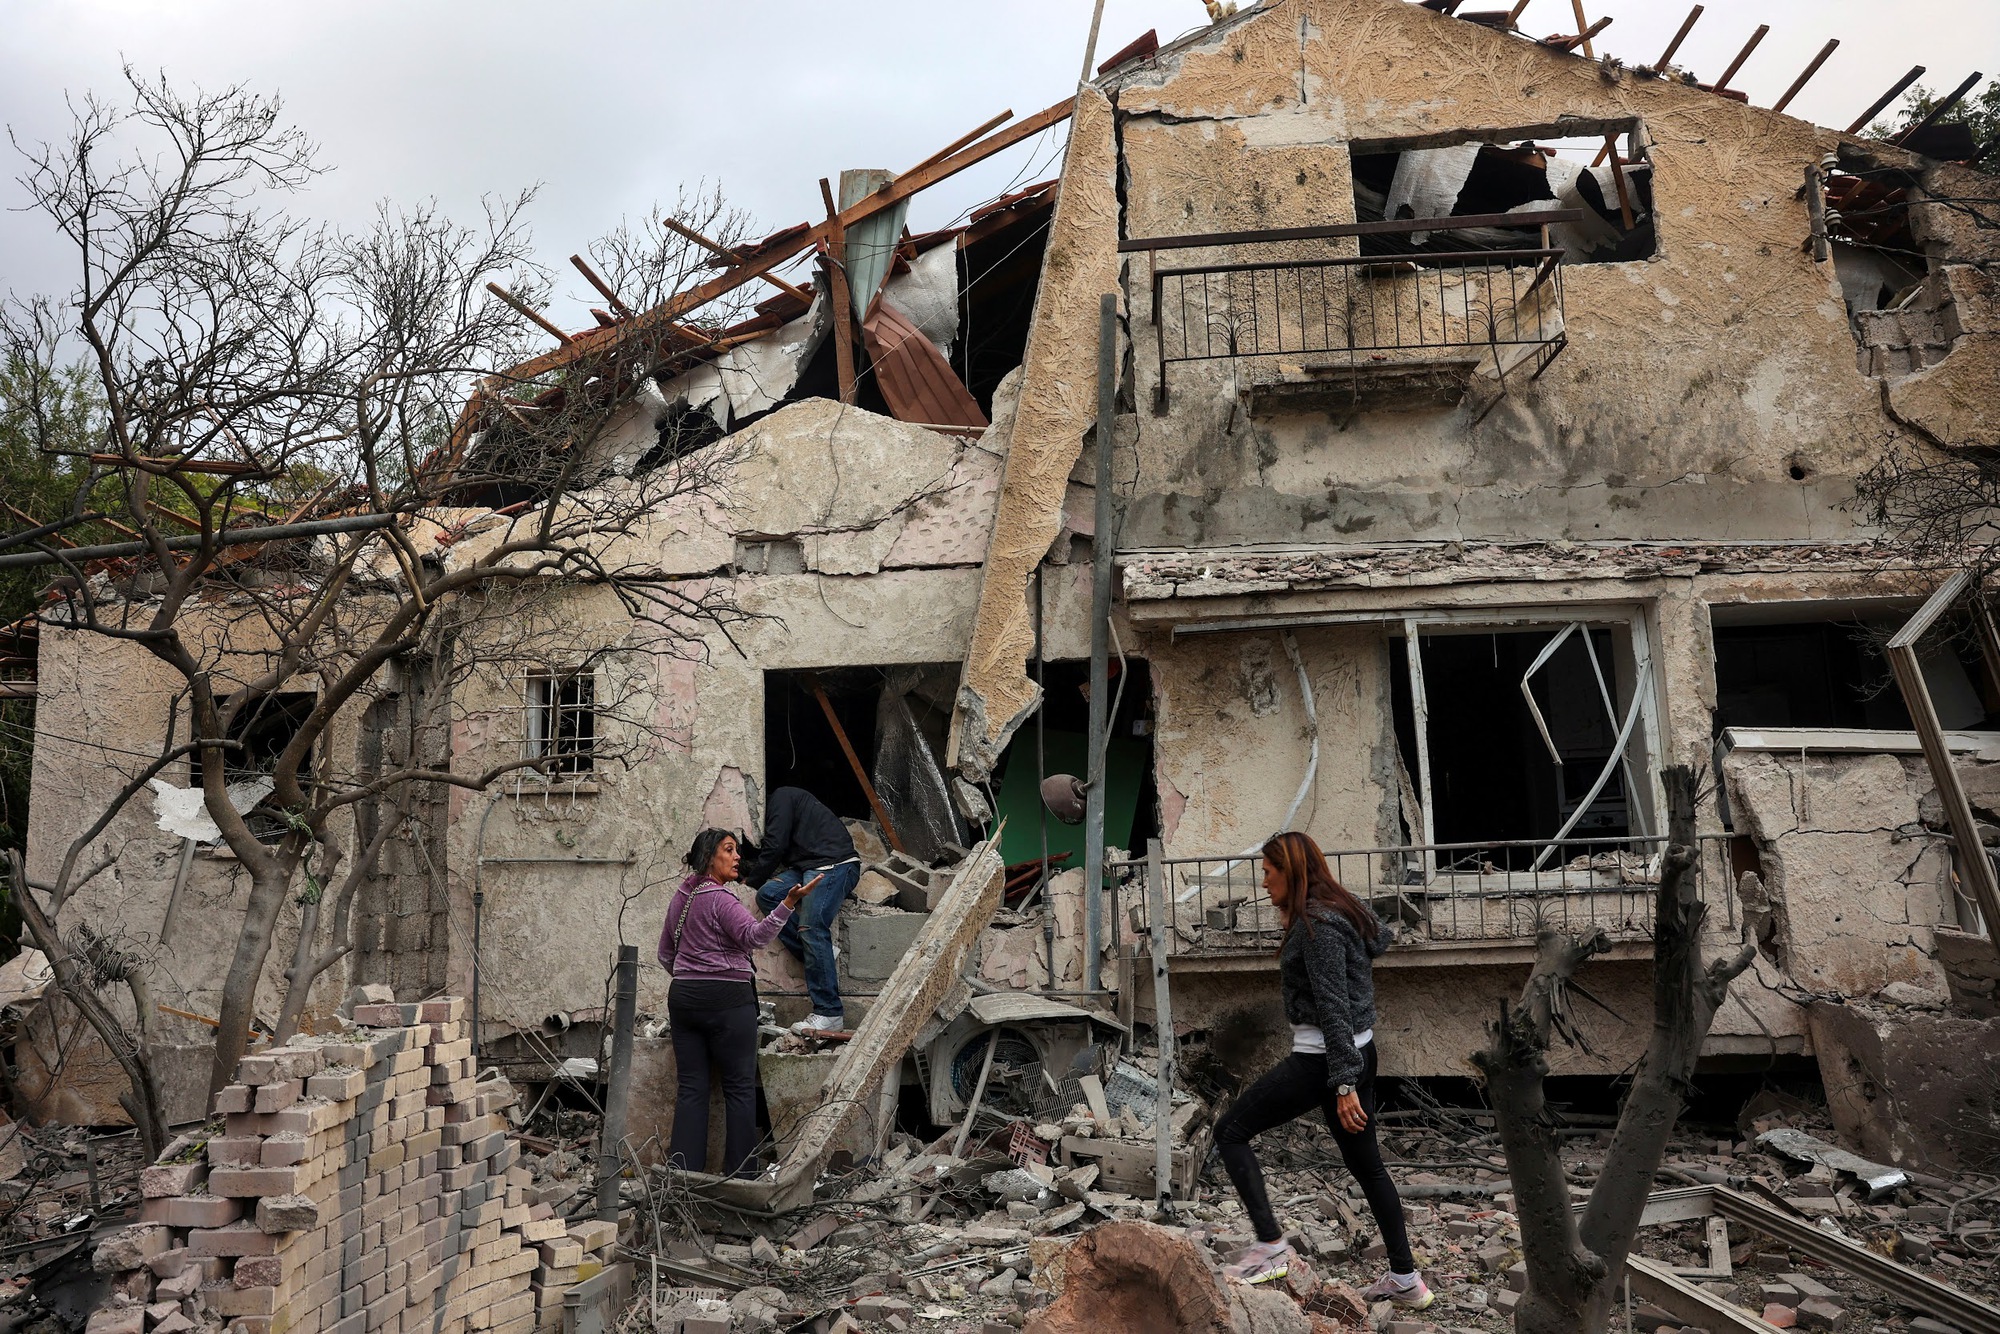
xmin=525 ymin=670 xmax=596 ymax=776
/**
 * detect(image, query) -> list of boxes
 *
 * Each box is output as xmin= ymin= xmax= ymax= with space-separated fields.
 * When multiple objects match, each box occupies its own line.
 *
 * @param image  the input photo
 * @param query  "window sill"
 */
xmin=510 ymin=780 xmax=602 ymax=797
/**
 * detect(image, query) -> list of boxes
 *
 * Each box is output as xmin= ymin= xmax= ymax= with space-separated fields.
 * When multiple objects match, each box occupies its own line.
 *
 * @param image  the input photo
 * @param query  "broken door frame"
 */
xmin=1887 ymin=568 xmax=2000 ymax=936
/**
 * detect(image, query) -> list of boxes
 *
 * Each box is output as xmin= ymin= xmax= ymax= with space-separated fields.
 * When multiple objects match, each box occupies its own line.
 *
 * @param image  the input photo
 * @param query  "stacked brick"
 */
xmin=87 ymin=999 xmax=617 ymax=1334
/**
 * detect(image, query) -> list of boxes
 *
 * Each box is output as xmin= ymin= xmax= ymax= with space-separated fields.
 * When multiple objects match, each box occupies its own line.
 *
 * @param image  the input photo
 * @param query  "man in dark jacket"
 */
xmin=747 ymin=787 xmax=860 ymax=1032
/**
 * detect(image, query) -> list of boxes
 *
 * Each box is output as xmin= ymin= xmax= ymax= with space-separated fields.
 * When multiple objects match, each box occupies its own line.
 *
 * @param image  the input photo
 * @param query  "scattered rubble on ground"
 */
xmin=577 ymin=1071 xmax=2000 ymax=1334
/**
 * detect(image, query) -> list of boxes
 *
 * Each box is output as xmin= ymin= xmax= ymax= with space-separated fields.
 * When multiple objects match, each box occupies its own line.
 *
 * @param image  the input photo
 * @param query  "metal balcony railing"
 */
xmin=1122 ymin=211 xmax=1579 ymax=410
xmin=1108 ymin=834 xmax=1740 ymax=958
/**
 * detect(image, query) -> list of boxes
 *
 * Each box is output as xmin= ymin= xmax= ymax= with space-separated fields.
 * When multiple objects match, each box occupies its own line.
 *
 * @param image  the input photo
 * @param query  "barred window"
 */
xmin=525 ymin=670 xmax=596 ymax=776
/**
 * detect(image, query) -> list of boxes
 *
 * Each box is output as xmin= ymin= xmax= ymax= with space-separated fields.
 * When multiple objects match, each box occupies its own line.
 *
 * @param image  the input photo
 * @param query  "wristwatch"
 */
xmin=1336 ymin=1084 xmax=1355 ymax=1097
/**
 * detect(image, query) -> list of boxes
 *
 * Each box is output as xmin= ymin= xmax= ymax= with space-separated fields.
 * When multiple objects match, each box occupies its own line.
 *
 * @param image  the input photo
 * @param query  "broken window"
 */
xmin=525 ymin=669 xmax=597 ymax=776
xmin=189 ymin=691 xmax=317 ymax=842
xmin=190 ymin=691 xmax=316 ymax=789
xmin=1388 ymin=616 xmax=1658 ymax=866
xmin=1350 ymin=122 xmax=1657 ymax=263
xmin=1711 ymin=606 xmax=1999 ymax=733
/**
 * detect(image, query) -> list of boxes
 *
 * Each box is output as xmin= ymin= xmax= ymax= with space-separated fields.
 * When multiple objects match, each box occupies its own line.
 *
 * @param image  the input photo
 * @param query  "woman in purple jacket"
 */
xmin=659 ymin=828 xmax=813 ymax=1176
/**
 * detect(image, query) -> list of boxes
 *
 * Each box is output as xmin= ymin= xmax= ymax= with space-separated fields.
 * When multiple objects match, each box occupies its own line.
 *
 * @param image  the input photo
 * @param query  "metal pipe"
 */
xmin=471 ymin=795 xmax=502 ymax=1059
xmin=1146 ymin=838 xmax=1176 ymax=1209
xmin=479 ymin=855 xmax=638 ymax=864
xmin=0 ymin=511 xmax=399 ymax=570
xmin=1035 ymin=563 xmax=1055 ymax=988
xmin=1084 ymin=293 xmax=1118 ymax=994
xmin=1119 ymin=210 xmax=1584 ymax=252
xmin=596 ymin=943 xmax=639 ymax=1221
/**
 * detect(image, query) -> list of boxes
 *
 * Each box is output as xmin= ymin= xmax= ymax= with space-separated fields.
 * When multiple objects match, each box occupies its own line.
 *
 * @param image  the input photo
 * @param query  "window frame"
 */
xmin=524 ymin=668 xmax=599 ymax=778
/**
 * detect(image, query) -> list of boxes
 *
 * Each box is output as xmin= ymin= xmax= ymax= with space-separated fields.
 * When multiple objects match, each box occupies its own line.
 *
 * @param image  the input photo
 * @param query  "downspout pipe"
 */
xmin=1084 ymin=293 xmax=1118 ymax=994
xmin=471 ymin=795 xmax=503 ymax=1059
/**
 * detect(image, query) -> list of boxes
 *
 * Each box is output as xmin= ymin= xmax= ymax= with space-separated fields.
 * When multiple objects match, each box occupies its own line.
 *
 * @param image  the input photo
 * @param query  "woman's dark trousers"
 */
xmin=1212 ymin=1041 xmax=1415 ymax=1273
xmin=666 ymin=979 xmax=761 ymax=1177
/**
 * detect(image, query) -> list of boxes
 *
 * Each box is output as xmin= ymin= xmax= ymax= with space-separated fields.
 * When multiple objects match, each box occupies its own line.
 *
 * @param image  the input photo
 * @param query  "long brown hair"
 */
xmin=1263 ymin=831 xmax=1378 ymax=944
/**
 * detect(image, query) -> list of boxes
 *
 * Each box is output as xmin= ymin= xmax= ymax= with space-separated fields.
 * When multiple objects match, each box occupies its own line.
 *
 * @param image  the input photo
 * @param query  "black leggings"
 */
xmin=667 ymin=979 xmax=761 ymax=1177
xmin=1213 ymin=1041 xmax=1415 ymax=1273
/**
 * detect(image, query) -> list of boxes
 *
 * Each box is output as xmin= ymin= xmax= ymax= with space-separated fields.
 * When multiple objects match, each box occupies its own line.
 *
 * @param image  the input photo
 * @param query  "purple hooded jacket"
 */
xmin=657 ymin=873 xmax=793 ymax=982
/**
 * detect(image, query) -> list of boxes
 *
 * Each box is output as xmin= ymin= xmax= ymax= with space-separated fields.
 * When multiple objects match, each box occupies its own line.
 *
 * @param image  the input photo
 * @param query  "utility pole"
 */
xmin=1084 ymin=293 xmax=1118 ymax=993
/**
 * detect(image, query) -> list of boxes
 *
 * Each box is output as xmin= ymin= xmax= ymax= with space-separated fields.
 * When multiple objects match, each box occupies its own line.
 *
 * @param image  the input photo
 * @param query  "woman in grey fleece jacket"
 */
xmin=1214 ymin=832 xmax=1432 ymax=1309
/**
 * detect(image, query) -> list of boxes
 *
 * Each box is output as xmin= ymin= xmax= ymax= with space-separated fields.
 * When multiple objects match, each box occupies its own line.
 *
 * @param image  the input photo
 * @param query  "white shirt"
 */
xmin=1292 ymin=1024 xmax=1371 ymax=1054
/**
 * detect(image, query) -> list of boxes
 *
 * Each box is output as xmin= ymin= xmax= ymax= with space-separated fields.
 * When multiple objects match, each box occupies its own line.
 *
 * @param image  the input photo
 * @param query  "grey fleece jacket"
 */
xmin=1278 ymin=901 xmax=1391 ymax=1089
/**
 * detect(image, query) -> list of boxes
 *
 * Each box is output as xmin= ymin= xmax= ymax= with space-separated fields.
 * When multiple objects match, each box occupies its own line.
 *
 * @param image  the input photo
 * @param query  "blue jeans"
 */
xmin=755 ymin=861 xmax=859 ymax=1019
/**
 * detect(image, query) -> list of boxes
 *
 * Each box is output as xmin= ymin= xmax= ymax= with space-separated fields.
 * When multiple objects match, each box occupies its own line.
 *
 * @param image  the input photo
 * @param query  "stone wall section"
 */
xmin=84 ymin=999 xmax=615 ymax=1334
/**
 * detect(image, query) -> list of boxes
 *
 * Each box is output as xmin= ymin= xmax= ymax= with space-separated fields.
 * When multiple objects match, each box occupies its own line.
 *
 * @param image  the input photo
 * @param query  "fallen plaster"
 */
xmin=1809 ymin=999 xmax=2000 ymax=1172
xmin=953 ymin=86 xmax=1122 ymax=776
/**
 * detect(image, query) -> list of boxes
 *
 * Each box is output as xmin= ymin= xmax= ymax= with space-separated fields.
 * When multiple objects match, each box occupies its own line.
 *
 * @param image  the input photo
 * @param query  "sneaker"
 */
xmin=1222 ymin=1240 xmax=1291 ymax=1284
xmin=1359 ymin=1271 xmax=1433 ymax=1309
xmin=792 ymin=1013 xmax=845 ymax=1034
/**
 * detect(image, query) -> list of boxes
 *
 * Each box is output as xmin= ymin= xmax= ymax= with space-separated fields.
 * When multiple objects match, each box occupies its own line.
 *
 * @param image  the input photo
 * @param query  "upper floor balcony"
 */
xmin=1124 ymin=211 xmax=1577 ymax=420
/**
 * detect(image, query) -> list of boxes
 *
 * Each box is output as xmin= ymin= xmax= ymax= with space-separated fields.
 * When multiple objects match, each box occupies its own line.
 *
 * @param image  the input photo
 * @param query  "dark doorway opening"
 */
xmin=763 ymin=664 xmax=966 ymax=862
xmin=1391 ymin=628 xmax=1636 ymax=861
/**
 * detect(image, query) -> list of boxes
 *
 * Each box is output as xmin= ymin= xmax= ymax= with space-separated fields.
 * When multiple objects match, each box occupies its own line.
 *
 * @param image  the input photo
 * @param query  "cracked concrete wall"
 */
xmin=1724 ymin=749 xmax=1958 ymax=1003
xmin=441 ymin=403 xmax=1005 ymax=1035
xmin=25 ymin=401 xmax=1009 ymax=1111
xmin=22 ymin=617 xmax=381 ymax=1120
xmin=1096 ymin=0 xmax=1979 ymax=550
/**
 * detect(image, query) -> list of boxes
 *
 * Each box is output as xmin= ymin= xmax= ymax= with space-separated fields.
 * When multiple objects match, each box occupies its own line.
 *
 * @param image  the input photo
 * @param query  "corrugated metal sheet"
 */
xmin=861 ymin=300 xmax=988 ymax=432
xmin=840 ymin=169 xmax=908 ymax=320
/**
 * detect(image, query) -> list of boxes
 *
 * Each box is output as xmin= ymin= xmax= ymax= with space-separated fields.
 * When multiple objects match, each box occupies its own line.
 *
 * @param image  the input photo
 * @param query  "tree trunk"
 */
xmin=1477 ymin=931 xmax=1611 ymax=1332
xmin=6 ymin=853 xmax=169 ymax=1159
xmin=211 ymin=868 xmax=294 ymax=1094
xmin=1476 ymin=765 xmax=1755 ymax=1334
xmin=271 ymin=896 xmax=322 ymax=1045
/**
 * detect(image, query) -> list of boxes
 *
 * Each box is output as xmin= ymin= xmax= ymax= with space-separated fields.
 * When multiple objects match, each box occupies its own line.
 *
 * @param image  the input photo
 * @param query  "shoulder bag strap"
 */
xmin=672 ymin=883 xmax=716 ymax=947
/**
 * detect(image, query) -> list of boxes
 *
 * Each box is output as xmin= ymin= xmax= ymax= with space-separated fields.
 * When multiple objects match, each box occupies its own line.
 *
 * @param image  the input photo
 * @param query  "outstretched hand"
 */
xmin=1335 ymin=1090 xmax=1367 ymax=1134
xmin=784 ymin=872 xmax=823 ymax=911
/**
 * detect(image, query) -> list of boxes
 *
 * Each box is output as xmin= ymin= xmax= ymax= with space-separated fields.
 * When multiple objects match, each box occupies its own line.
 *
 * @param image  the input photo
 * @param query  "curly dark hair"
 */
xmin=682 ymin=828 xmax=737 ymax=878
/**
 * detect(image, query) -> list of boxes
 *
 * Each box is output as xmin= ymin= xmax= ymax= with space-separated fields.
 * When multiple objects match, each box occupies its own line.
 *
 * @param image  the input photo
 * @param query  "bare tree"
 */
xmin=1473 ymin=765 xmax=1755 ymax=1334
xmin=1 ymin=69 xmax=762 ymax=1143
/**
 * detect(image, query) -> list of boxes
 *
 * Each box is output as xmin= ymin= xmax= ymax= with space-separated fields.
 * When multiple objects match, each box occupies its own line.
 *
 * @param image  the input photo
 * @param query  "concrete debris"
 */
xmin=1756 ymin=1127 xmax=1910 ymax=1198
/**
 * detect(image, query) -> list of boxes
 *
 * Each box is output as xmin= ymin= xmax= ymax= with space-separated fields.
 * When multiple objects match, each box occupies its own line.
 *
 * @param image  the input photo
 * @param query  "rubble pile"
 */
xmin=599 ymin=1077 xmax=2000 ymax=1334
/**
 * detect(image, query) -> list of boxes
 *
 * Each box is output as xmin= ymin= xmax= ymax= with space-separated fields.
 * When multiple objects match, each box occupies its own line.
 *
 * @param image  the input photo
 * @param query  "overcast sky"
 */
xmin=2 ymin=0 xmax=1992 ymax=333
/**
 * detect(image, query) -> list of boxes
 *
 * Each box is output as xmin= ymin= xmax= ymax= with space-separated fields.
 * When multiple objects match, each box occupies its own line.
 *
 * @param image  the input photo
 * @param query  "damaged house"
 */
xmin=17 ymin=0 xmax=2000 ymax=1194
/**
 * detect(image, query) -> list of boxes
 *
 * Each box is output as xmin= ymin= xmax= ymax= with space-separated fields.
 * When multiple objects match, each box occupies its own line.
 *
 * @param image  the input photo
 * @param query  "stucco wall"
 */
xmin=1724 ymin=748 xmax=1960 ymax=999
xmin=440 ymin=401 xmax=1006 ymax=1033
xmin=1104 ymin=0 xmax=1930 ymax=550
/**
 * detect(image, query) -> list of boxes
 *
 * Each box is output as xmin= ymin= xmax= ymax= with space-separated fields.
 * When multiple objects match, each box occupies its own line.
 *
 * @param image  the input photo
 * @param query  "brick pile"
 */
xmin=85 ymin=999 xmax=617 ymax=1334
